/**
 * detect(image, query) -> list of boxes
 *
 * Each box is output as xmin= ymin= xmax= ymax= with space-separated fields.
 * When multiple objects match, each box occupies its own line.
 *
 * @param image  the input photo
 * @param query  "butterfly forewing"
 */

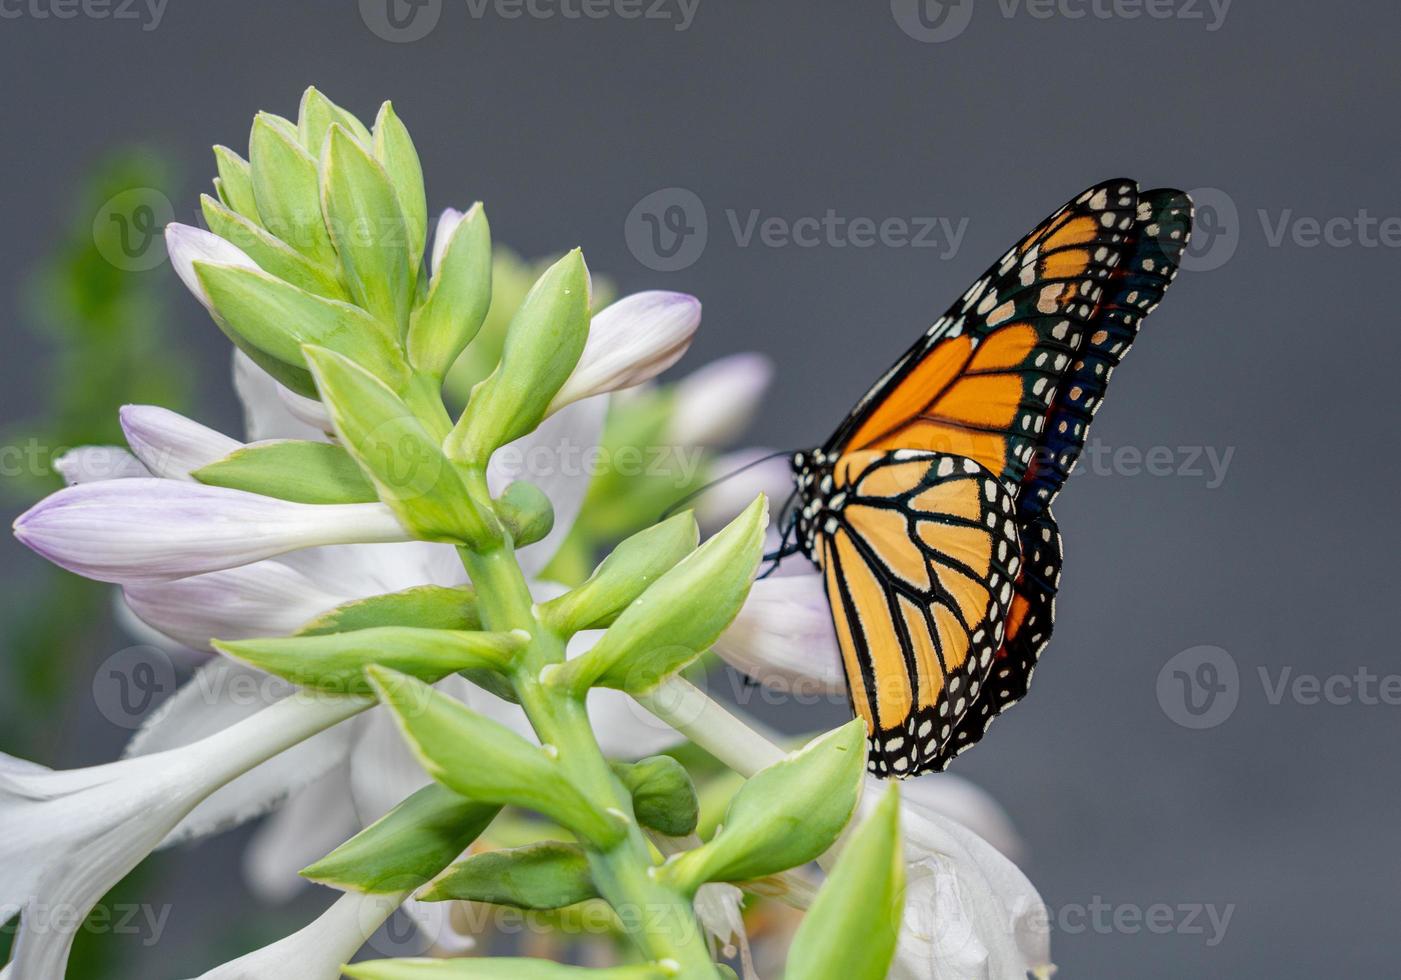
xmin=808 ymin=450 xmax=1020 ymax=775
xmin=825 ymin=179 xmax=1144 ymax=487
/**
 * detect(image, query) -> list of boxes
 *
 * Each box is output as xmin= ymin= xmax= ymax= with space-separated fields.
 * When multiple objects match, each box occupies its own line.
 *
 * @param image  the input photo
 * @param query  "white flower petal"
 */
xmin=277 ymin=385 xmax=334 ymax=434
xmin=549 ymin=292 xmax=701 ymax=412
xmin=667 ymin=352 xmax=773 ymax=447
xmin=184 ymin=889 xmax=405 ymax=980
xmin=52 ymin=446 xmax=148 ymax=485
xmin=431 ymin=207 xmax=466 ymax=275
xmin=119 ymin=404 xmax=241 ymax=479
xmin=13 ymin=479 xmax=410 ymax=584
xmin=233 ymin=350 xmax=330 ymax=443
xmin=695 ymin=447 xmax=793 ymax=531
xmin=712 ymin=572 xmax=846 ymax=693
xmin=347 ymin=705 xmax=434 ymax=826
xmin=243 ymin=765 xmax=360 ymax=903
xmin=488 ymin=394 xmax=610 ymax=579
xmin=903 ymin=772 xmax=1024 ymax=862
xmin=165 ymin=223 xmax=259 ymax=310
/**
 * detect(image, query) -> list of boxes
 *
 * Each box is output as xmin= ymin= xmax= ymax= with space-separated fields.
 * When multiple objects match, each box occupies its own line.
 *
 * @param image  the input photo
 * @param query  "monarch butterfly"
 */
xmin=775 ymin=180 xmax=1194 ymax=777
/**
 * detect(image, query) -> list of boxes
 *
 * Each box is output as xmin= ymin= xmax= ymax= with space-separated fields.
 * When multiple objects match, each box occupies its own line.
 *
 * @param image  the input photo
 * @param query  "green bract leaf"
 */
xmin=546 ymin=497 xmax=766 ymax=694
xmin=366 ymin=666 xmax=620 ymax=846
xmin=494 ymin=480 xmax=554 ymax=549
xmin=249 ymin=112 xmax=338 ymax=267
xmin=373 ymin=101 xmax=427 ymax=277
xmin=201 ymin=194 xmax=349 ymax=302
xmin=320 ymin=125 xmax=414 ymax=332
xmin=612 ymin=756 xmax=699 ymax=837
xmin=343 ymin=959 xmax=670 ymax=980
xmin=302 ymin=345 xmax=488 ymax=545
xmin=194 ymin=263 xmax=405 ymax=390
xmin=192 ymin=440 xmax=376 ymax=504
xmin=446 ymin=249 xmax=590 ymax=464
xmin=407 ymin=203 xmax=491 ymax=377
xmin=301 ymin=783 xmax=498 ymax=894
xmin=215 ymin=627 xmax=524 ymax=695
xmin=296 ymin=584 xmax=480 ymax=636
xmin=212 ymin=145 xmax=259 ymax=225
xmin=298 ymin=86 xmax=372 ymax=152
xmin=423 ymin=841 xmax=598 ymax=910
xmin=785 ymin=787 xmax=905 ymax=980
xmin=661 ymin=720 xmax=866 ymax=891
xmin=540 ymin=512 xmax=699 ymax=635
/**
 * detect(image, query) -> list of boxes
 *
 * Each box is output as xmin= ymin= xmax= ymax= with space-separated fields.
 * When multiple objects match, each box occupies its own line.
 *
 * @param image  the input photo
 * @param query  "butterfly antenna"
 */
xmin=758 ymin=488 xmax=802 ymax=579
xmin=659 ymin=449 xmax=796 ymax=521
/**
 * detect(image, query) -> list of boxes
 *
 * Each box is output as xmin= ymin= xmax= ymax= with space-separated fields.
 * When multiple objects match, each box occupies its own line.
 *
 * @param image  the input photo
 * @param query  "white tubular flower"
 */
xmin=667 ymin=352 xmax=773 ymax=447
xmin=165 ymin=223 xmax=259 ymax=310
xmin=0 ymin=691 xmax=369 ymax=980
xmin=232 ymin=350 xmax=329 ymax=443
xmin=13 ymin=479 xmax=410 ymax=585
xmin=548 ymin=292 xmax=702 ymax=413
xmin=183 ymin=889 xmax=406 ymax=980
xmin=119 ymin=404 xmax=241 ymax=480
xmin=52 ymin=446 xmax=147 ymax=485
xmin=712 ymin=571 xmax=846 ymax=694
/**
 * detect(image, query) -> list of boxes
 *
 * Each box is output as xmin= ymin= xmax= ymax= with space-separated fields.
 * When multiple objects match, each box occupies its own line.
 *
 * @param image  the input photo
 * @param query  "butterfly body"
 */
xmin=783 ymin=180 xmax=1193 ymax=777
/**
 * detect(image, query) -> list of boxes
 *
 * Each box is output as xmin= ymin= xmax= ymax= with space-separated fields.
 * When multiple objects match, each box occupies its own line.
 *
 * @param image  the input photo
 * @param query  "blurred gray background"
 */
xmin=2 ymin=1 xmax=1398 ymax=976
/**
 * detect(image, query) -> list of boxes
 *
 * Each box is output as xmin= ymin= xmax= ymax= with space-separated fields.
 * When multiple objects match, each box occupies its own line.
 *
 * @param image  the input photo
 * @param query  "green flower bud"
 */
xmin=785 ymin=787 xmax=905 ymax=980
xmin=366 ymin=666 xmax=621 ymax=847
xmin=301 ymin=783 xmax=499 ymax=894
xmin=660 ymin=721 xmax=866 ymax=891
xmin=201 ymin=194 xmax=349 ymax=302
xmin=192 ymin=440 xmax=377 ymax=505
xmin=546 ymin=496 xmax=766 ymax=694
xmin=422 ymin=841 xmax=598 ymax=910
xmin=297 ymin=86 xmax=372 ymax=153
xmin=373 ymin=101 xmax=428 ymax=277
xmin=446 ymin=249 xmax=590 ymax=464
xmin=612 ymin=756 xmax=699 ymax=837
xmin=212 ymin=145 xmax=259 ymax=225
xmin=320 ymin=125 xmax=414 ymax=332
xmin=296 ymin=584 xmax=481 ymax=636
xmin=302 ymin=345 xmax=488 ymax=546
xmin=249 ymin=112 xmax=338 ymax=267
xmin=408 ymin=203 xmax=492 ymax=378
xmin=494 ymin=480 xmax=555 ymax=549
xmin=214 ymin=627 xmax=525 ymax=695
xmin=540 ymin=511 xmax=699 ymax=635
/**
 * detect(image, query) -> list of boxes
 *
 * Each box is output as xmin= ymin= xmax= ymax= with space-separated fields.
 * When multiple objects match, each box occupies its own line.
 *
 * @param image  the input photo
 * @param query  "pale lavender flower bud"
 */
xmin=119 ymin=405 xmax=241 ymax=480
xmin=668 ymin=352 xmax=773 ymax=447
xmin=165 ymin=223 xmax=259 ymax=310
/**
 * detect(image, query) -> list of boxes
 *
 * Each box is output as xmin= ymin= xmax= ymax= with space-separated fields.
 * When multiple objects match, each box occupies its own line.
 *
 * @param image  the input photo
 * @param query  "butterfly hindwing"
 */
xmin=809 ymin=449 xmax=1021 ymax=775
xmin=1018 ymin=189 xmax=1194 ymax=520
xmin=825 ymin=179 xmax=1144 ymax=487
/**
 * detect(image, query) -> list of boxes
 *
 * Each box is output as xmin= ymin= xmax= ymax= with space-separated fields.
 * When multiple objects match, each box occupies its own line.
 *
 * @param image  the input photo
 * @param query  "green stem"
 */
xmin=459 ymin=543 xmax=718 ymax=978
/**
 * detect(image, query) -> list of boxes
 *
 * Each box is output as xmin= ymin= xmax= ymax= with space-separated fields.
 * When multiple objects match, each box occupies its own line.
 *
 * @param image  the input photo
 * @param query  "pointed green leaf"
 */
xmin=192 ymin=439 xmax=376 ymax=504
xmin=540 ymin=511 xmax=699 ymax=635
xmin=612 ymin=756 xmax=698 ymax=837
xmin=547 ymin=497 xmax=766 ymax=693
xmin=302 ymin=345 xmax=488 ymax=544
xmin=296 ymin=584 xmax=480 ymax=637
xmin=344 ymin=960 xmax=670 ymax=980
xmin=298 ymin=86 xmax=372 ymax=152
xmin=422 ymin=841 xmax=598 ymax=909
xmin=215 ymin=627 xmax=524 ymax=695
xmin=201 ymin=194 xmax=349 ymax=301
xmin=661 ymin=721 xmax=866 ymax=891
xmin=366 ymin=666 xmax=620 ymax=846
xmin=446 ymin=249 xmax=590 ymax=464
xmin=249 ymin=112 xmax=338 ymax=267
xmin=194 ymin=262 xmax=406 ymax=388
xmin=321 ymin=125 xmax=414 ymax=332
xmin=785 ymin=787 xmax=905 ymax=980
xmin=302 ymin=783 xmax=499 ymax=894
xmin=407 ymin=203 xmax=491 ymax=377
xmin=374 ymin=101 xmax=427 ymax=276
xmin=212 ymin=145 xmax=260 ymax=224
